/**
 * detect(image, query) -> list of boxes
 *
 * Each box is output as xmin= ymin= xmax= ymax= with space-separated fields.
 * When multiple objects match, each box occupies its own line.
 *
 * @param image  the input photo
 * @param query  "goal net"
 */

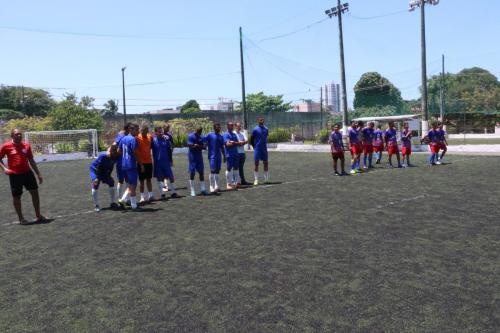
xmin=24 ymin=129 xmax=98 ymax=160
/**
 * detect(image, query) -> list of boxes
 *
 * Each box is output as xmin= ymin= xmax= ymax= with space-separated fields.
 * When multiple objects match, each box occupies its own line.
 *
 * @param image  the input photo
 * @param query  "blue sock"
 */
xmin=368 ymin=155 xmax=373 ymax=167
xmin=429 ymin=153 xmax=435 ymax=164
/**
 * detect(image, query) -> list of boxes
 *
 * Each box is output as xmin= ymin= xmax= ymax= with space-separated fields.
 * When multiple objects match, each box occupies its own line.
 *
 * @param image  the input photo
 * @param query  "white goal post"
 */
xmin=24 ymin=129 xmax=98 ymax=158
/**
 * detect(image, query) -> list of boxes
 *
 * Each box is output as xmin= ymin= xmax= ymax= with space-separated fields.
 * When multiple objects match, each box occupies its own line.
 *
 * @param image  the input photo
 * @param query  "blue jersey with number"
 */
xmin=374 ymin=129 xmax=384 ymax=145
xmin=152 ymin=135 xmax=171 ymax=165
xmin=223 ymin=131 xmax=239 ymax=158
xmin=385 ymin=128 xmax=398 ymax=146
xmin=187 ymin=133 xmax=204 ymax=160
xmin=362 ymin=127 xmax=375 ymax=145
xmin=120 ymin=134 xmax=137 ymax=170
xmin=252 ymin=125 xmax=268 ymax=150
xmin=114 ymin=132 xmax=125 ymax=164
xmin=90 ymin=153 xmax=114 ymax=178
xmin=206 ymin=132 xmax=224 ymax=160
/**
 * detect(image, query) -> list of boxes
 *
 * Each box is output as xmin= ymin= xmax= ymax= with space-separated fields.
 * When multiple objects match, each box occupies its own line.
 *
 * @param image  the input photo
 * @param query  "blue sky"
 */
xmin=0 ymin=0 xmax=498 ymax=113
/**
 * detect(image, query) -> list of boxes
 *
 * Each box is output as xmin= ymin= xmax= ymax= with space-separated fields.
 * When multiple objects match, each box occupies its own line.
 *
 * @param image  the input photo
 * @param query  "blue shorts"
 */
xmin=123 ymin=169 xmax=138 ymax=186
xmin=254 ymin=148 xmax=268 ymax=162
xmin=226 ymin=155 xmax=240 ymax=170
xmin=209 ymin=157 xmax=222 ymax=173
xmin=90 ymin=172 xmax=115 ymax=189
xmin=188 ymin=157 xmax=204 ymax=176
xmin=154 ymin=163 xmax=174 ymax=179
xmin=115 ymin=160 xmax=125 ymax=183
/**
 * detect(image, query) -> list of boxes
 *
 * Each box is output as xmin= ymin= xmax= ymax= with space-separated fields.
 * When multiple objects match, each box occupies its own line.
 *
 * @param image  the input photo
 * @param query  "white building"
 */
xmin=321 ymin=82 xmax=341 ymax=114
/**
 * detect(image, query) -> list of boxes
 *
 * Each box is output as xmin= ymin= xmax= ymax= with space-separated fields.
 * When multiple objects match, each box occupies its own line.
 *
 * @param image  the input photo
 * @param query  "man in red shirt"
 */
xmin=0 ymin=128 xmax=45 ymax=224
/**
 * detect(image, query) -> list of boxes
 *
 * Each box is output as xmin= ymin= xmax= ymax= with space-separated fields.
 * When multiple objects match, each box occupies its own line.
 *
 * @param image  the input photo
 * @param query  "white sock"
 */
xmin=91 ymin=188 xmax=99 ymax=206
xmin=116 ymin=183 xmax=122 ymax=198
xmin=264 ymin=171 xmax=269 ymax=181
xmin=234 ymin=170 xmax=240 ymax=185
xmin=214 ymin=174 xmax=219 ymax=188
xmin=254 ymin=171 xmax=259 ymax=181
xmin=189 ymin=180 xmax=195 ymax=192
xmin=164 ymin=179 xmax=169 ymax=190
xmin=109 ymin=187 xmax=116 ymax=203
xmin=130 ymin=196 xmax=137 ymax=209
xmin=140 ymin=192 xmax=145 ymax=201
xmin=225 ymin=170 xmax=230 ymax=185
xmin=209 ymin=174 xmax=214 ymax=189
xmin=148 ymin=192 xmax=154 ymax=199
xmin=120 ymin=189 xmax=129 ymax=202
xmin=157 ymin=181 xmax=164 ymax=193
xmin=200 ymin=181 xmax=206 ymax=192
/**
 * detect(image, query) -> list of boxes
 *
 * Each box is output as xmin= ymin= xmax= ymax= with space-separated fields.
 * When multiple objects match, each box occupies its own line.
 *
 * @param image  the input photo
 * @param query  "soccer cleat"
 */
xmin=110 ymin=203 xmax=119 ymax=209
xmin=436 ymin=161 xmax=442 ymax=165
xmin=334 ymin=171 xmax=340 ymax=176
xmin=161 ymin=194 xmax=166 ymax=199
xmin=94 ymin=205 xmax=100 ymax=212
xmin=139 ymin=198 xmax=146 ymax=205
xmin=402 ymin=163 xmax=407 ymax=168
xmin=190 ymin=190 xmax=196 ymax=197
xmin=341 ymin=171 xmax=349 ymax=176
xmin=226 ymin=185 xmax=234 ymax=190
xmin=397 ymin=165 xmax=403 ymax=168
xmin=209 ymin=186 xmax=215 ymax=193
xmin=171 ymin=193 xmax=179 ymax=198
xmin=148 ymin=196 xmax=155 ymax=203
xmin=131 ymin=206 xmax=143 ymax=211
xmin=350 ymin=170 xmax=356 ymax=175
xmin=253 ymin=179 xmax=259 ymax=186
xmin=117 ymin=200 xmax=126 ymax=209
xmin=200 ymin=190 xmax=208 ymax=196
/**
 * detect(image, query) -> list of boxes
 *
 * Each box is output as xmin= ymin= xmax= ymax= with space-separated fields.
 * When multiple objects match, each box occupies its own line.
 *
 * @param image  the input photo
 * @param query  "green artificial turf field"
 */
xmin=0 ymin=152 xmax=499 ymax=332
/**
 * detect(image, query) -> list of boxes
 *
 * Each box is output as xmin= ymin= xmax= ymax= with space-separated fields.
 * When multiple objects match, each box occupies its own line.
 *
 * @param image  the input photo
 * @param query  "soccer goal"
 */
xmin=24 ymin=129 xmax=99 ymax=159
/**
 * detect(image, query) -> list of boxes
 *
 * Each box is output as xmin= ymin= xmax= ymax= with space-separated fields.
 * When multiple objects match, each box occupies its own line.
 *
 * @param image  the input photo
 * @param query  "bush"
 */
xmin=316 ymin=128 xmax=331 ymax=144
xmin=55 ymin=142 xmax=74 ymax=153
xmin=172 ymin=133 xmax=188 ymax=148
xmin=267 ymin=128 xmax=292 ymax=143
xmin=3 ymin=116 xmax=53 ymax=134
xmin=0 ymin=109 xmax=24 ymax=120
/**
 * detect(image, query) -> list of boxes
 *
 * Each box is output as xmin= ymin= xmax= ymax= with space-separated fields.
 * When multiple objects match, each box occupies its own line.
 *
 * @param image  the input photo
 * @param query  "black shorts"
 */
xmin=138 ymin=163 xmax=153 ymax=181
xmin=9 ymin=170 xmax=38 ymax=197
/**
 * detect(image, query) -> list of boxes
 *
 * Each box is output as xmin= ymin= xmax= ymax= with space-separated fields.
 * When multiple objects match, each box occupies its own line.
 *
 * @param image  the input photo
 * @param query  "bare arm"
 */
xmin=28 ymin=158 xmax=43 ymax=184
xmin=0 ymin=159 xmax=11 ymax=174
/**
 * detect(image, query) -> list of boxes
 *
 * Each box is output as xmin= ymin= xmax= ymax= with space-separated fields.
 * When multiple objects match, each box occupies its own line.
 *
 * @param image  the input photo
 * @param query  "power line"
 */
xmin=347 ymin=9 xmax=407 ymax=20
xmin=255 ymin=18 xmax=329 ymax=44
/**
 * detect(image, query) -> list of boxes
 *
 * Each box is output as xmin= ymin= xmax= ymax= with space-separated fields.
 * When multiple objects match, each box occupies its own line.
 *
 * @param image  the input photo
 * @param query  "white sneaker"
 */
xmin=190 ymin=190 xmax=196 ymax=197
xmin=436 ymin=161 xmax=442 ymax=165
xmin=253 ymin=179 xmax=259 ymax=186
xmin=210 ymin=186 xmax=215 ymax=193
xmin=94 ymin=205 xmax=100 ymax=212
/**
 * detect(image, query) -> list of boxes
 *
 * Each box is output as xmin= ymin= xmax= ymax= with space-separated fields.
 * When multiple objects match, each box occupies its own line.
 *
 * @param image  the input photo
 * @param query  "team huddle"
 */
xmin=89 ymin=118 xmax=270 ymax=211
xmin=329 ymin=120 xmax=448 ymax=175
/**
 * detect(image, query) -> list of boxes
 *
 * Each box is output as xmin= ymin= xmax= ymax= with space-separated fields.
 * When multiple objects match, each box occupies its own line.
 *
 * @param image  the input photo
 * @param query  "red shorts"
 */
xmin=363 ymin=144 xmax=373 ymax=154
xmin=350 ymin=143 xmax=362 ymax=156
xmin=439 ymin=143 xmax=447 ymax=150
xmin=331 ymin=150 xmax=344 ymax=160
xmin=387 ymin=145 xmax=399 ymax=156
xmin=402 ymin=146 xmax=411 ymax=155
xmin=430 ymin=144 xmax=440 ymax=153
xmin=373 ymin=144 xmax=384 ymax=153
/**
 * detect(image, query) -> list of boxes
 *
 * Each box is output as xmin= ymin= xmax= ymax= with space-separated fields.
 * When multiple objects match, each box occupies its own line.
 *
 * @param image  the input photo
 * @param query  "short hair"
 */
xmin=227 ymin=121 xmax=233 ymax=126
xmin=124 ymin=122 xmax=132 ymax=131
xmin=213 ymin=122 xmax=220 ymax=128
xmin=357 ymin=120 xmax=364 ymax=127
xmin=154 ymin=126 xmax=163 ymax=132
xmin=109 ymin=144 xmax=118 ymax=154
xmin=11 ymin=128 xmax=20 ymax=136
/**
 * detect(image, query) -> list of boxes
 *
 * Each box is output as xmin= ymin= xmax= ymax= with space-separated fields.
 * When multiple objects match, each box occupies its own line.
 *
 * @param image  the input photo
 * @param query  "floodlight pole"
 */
xmin=326 ymin=1 xmax=349 ymax=136
xmin=239 ymin=27 xmax=248 ymax=130
xmin=409 ymin=0 xmax=439 ymax=135
xmin=121 ymin=66 xmax=127 ymax=126
xmin=320 ymin=87 xmax=324 ymax=129
xmin=440 ymin=54 xmax=445 ymax=122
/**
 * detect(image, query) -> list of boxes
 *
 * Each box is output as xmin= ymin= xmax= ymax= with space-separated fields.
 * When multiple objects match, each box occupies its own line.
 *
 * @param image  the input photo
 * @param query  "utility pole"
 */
xmin=21 ymin=85 xmax=26 ymax=114
xmin=121 ymin=66 xmax=127 ymax=126
xmin=440 ymin=54 xmax=445 ymax=122
xmin=239 ymin=27 xmax=248 ymax=130
xmin=326 ymin=1 xmax=349 ymax=136
xmin=320 ymin=87 xmax=324 ymax=129
xmin=409 ymin=0 xmax=439 ymax=135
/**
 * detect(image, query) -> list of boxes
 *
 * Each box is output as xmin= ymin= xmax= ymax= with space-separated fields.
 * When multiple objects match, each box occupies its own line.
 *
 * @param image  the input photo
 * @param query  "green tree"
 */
xmin=353 ymin=72 xmax=403 ymax=109
xmin=102 ymin=99 xmax=119 ymax=116
xmin=239 ymin=92 xmax=291 ymax=113
xmin=180 ymin=99 xmax=201 ymax=114
xmin=427 ymin=67 xmax=500 ymax=114
xmin=0 ymin=85 xmax=55 ymax=116
xmin=0 ymin=109 xmax=24 ymax=120
xmin=49 ymin=96 xmax=103 ymax=130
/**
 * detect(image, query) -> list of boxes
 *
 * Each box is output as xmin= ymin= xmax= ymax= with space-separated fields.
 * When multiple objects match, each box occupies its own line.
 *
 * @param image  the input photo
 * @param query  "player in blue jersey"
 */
xmin=89 ymin=146 xmax=119 ymax=211
xmin=401 ymin=122 xmax=413 ymax=167
xmin=162 ymin=123 xmax=175 ymax=191
xmin=152 ymin=126 xmax=178 ymax=199
xmin=187 ymin=126 xmax=207 ymax=196
xmin=117 ymin=123 xmax=142 ymax=210
xmin=384 ymin=121 xmax=402 ymax=168
xmin=373 ymin=124 xmax=384 ymax=164
xmin=361 ymin=121 xmax=375 ymax=169
xmin=436 ymin=122 xmax=448 ymax=164
xmin=250 ymin=117 xmax=269 ymax=185
xmin=426 ymin=121 xmax=440 ymax=165
xmin=329 ymin=124 xmax=347 ymax=176
xmin=113 ymin=123 xmax=131 ymax=200
xmin=224 ymin=122 xmax=240 ymax=190
xmin=205 ymin=123 xmax=225 ymax=193
xmin=348 ymin=121 xmax=362 ymax=174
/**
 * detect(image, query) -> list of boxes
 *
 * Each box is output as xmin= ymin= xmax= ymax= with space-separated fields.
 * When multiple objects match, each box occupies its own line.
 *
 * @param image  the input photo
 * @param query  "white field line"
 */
xmin=2 ymin=156 xmax=482 ymax=227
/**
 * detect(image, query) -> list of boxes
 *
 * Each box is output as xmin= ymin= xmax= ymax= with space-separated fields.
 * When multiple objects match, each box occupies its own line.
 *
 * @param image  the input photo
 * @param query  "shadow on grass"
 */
xmin=20 ymin=218 xmax=55 ymax=226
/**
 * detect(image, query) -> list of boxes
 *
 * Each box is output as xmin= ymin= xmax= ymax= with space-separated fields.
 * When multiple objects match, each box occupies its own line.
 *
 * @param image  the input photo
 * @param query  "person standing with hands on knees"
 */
xmin=0 ymin=128 xmax=46 ymax=224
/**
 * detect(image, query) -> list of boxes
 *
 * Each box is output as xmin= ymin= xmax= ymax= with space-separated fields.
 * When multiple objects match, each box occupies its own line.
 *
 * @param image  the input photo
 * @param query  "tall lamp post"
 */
xmin=409 ymin=0 xmax=439 ymax=135
xmin=325 ymin=1 xmax=349 ymax=136
xmin=121 ymin=66 xmax=127 ymax=126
